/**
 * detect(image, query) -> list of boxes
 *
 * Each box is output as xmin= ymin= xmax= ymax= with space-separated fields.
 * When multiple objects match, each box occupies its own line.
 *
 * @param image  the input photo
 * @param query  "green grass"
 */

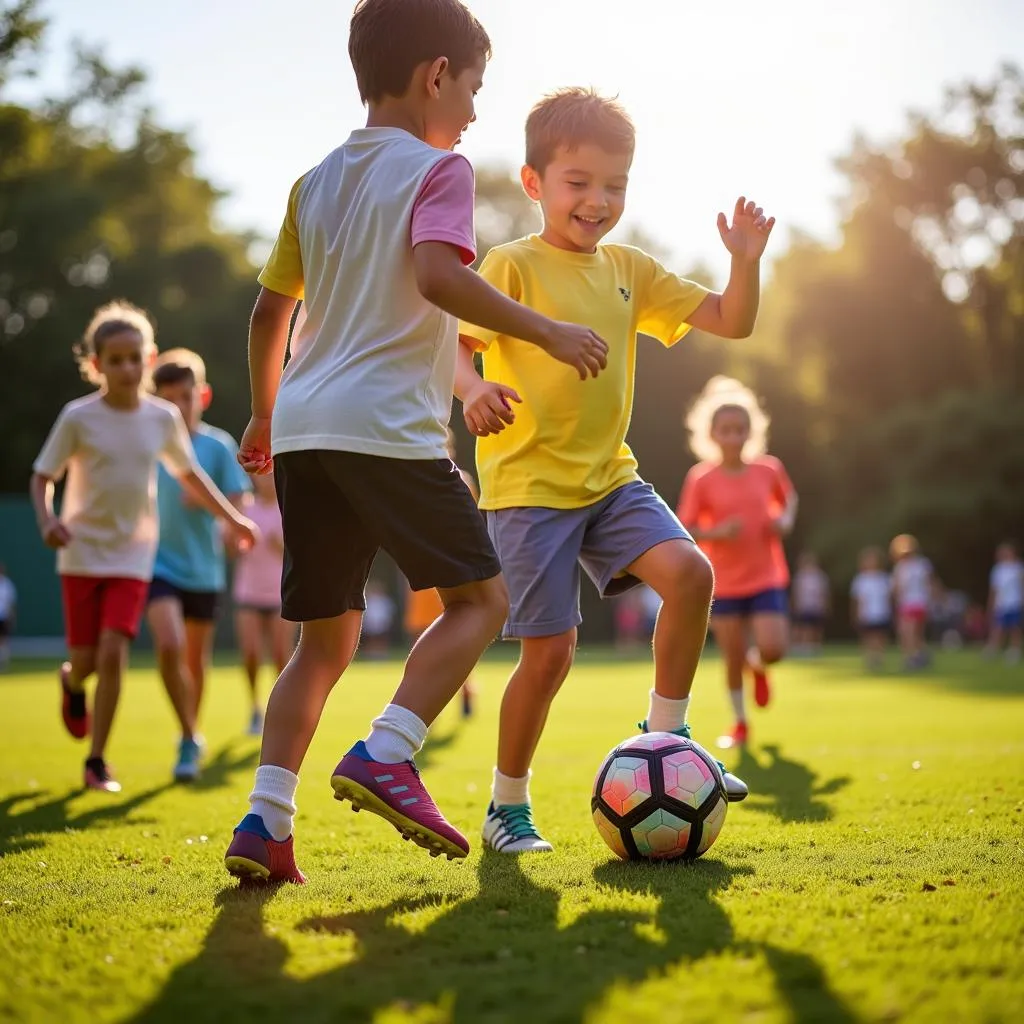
xmin=1 ymin=648 xmax=1022 ymax=1023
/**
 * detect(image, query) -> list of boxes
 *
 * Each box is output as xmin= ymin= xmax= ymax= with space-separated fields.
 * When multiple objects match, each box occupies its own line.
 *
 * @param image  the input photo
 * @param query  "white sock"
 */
xmin=364 ymin=703 xmax=428 ymax=764
xmin=729 ymin=688 xmax=747 ymax=723
xmin=248 ymin=764 xmax=299 ymax=841
xmin=492 ymin=768 xmax=531 ymax=808
xmin=747 ymin=646 xmax=764 ymax=671
xmin=646 ymin=690 xmax=690 ymax=733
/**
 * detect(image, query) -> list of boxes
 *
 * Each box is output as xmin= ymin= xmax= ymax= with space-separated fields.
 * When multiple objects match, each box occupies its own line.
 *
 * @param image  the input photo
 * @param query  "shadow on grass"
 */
xmin=735 ymin=744 xmax=851 ymax=824
xmin=130 ymin=850 xmax=856 ymax=1023
xmin=0 ymin=741 xmax=256 ymax=859
xmin=0 ymin=784 xmax=172 ymax=859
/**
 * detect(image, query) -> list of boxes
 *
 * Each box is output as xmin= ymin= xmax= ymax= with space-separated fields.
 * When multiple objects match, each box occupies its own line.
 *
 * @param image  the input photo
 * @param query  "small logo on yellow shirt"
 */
xmin=618 ymin=287 xmax=631 ymax=302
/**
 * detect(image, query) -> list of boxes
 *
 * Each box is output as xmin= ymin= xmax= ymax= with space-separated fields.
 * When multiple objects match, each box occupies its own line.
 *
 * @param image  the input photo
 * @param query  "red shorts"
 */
xmin=899 ymin=604 xmax=928 ymax=625
xmin=61 ymin=575 xmax=149 ymax=648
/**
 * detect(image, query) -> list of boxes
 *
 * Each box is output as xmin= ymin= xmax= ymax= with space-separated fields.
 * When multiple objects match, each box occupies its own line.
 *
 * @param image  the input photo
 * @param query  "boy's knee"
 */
xmin=522 ymin=632 xmax=576 ymax=689
xmin=664 ymin=545 xmax=714 ymax=605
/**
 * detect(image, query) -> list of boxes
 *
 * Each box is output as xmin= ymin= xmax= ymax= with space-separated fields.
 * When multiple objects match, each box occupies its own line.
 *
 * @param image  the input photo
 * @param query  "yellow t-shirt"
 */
xmin=459 ymin=235 xmax=709 ymax=510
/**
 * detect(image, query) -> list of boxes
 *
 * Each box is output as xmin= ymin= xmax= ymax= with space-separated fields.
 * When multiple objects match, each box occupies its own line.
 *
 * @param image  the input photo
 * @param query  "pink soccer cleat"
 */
xmin=330 ymin=741 xmax=469 ymax=860
xmin=224 ymin=815 xmax=306 ymax=885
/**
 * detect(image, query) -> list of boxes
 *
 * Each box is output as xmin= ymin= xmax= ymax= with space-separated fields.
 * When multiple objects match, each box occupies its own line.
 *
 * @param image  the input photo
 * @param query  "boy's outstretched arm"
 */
xmin=414 ymin=242 xmax=608 ymax=380
xmin=238 ymin=288 xmax=298 ymax=474
xmin=177 ymin=467 xmax=259 ymax=550
xmin=454 ymin=338 xmax=521 ymax=437
xmin=687 ymin=197 xmax=775 ymax=339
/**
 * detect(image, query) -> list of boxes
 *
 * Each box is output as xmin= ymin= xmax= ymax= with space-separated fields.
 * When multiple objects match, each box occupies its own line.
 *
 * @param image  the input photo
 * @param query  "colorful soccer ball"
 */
xmin=592 ymin=732 xmax=729 ymax=861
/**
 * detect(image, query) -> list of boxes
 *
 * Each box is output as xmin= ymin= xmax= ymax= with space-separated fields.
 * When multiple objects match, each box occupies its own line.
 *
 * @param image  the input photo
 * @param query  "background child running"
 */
xmin=457 ymin=89 xmax=771 ymax=854
xmin=147 ymin=349 xmax=252 ymax=782
xmin=223 ymin=0 xmax=608 ymax=886
xmin=678 ymin=376 xmax=797 ymax=751
xmin=850 ymin=546 xmax=891 ymax=670
xmin=986 ymin=541 xmax=1023 ymax=664
xmin=791 ymin=550 xmax=830 ymax=655
xmin=30 ymin=302 xmax=256 ymax=793
xmin=232 ymin=472 xmax=296 ymax=736
xmin=889 ymin=534 xmax=935 ymax=669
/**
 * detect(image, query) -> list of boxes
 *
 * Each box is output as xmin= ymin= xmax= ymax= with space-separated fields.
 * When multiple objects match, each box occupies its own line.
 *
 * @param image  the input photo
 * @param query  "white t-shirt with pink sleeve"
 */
xmin=33 ymin=393 xmax=196 ymax=580
xmin=232 ymin=498 xmax=285 ymax=609
xmin=260 ymin=129 xmax=477 ymax=460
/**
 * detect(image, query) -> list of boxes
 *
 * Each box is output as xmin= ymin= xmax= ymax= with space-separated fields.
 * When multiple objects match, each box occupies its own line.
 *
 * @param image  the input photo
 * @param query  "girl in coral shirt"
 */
xmin=678 ymin=377 xmax=797 ymax=749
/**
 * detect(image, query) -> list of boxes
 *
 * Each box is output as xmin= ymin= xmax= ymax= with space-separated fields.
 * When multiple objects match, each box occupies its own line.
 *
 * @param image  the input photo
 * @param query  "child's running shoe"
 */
xmin=460 ymin=685 xmax=474 ymax=719
xmin=247 ymin=708 xmax=264 ymax=737
xmin=751 ymin=666 xmax=771 ymax=708
xmin=224 ymin=814 xmax=305 ymax=884
xmin=482 ymin=802 xmax=553 ymax=853
xmin=330 ymin=741 xmax=469 ymax=860
xmin=716 ymin=720 xmax=749 ymax=752
xmin=173 ymin=736 xmax=203 ymax=783
xmin=60 ymin=663 xmax=89 ymax=740
xmin=640 ymin=720 xmax=749 ymax=802
xmin=84 ymin=758 xmax=121 ymax=793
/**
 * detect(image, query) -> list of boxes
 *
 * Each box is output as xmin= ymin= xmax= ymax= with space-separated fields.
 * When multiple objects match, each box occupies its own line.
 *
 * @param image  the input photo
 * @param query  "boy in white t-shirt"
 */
xmin=986 ymin=542 xmax=1023 ymax=664
xmin=30 ymin=302 xmax=257 ymax=793
xmin=889 ymin=534 xmax=935 ymax=670
xmin=223 ymin=0 xmax=610 ymax=886
xmin=850 ymin=546 xmax=891 ymax=670
xmin=0 ymin=564 xmax=15 ymax=670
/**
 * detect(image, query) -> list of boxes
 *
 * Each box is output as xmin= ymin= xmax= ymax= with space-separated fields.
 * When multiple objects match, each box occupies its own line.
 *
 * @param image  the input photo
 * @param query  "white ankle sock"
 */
xmin=364 ymin=703 xmax=427 ymax=764
xmin=492 ymin=768 xmax=531 ymax=807
xmin=747 ymin=646 xmax=764 ymax=671
xmin=249 ymin=764 xmax=299 ymax=841
xmin=646 ymin=690 xmax=690 ymax=733
xmin=729 ymin=687 xmax=747 ymax=723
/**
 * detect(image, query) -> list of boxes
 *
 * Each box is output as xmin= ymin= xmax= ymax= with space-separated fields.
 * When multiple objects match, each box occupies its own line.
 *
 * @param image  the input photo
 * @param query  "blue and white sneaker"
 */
xmin=639 ymin=720 xmax=749 ymax=803
xmin=247 ymin=708 xmax=264 ymax=737
xmin=482 ymin=802 xmax=553 ymax=854
xmin=173 ymin=736 xmax=204 ymax=783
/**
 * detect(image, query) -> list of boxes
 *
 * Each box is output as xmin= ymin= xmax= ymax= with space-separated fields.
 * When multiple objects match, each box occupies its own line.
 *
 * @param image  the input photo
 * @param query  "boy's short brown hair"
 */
xmin=152 ymin=348 xmax=207 ymax=390
xmin=525 ymin=88 xmax=635 ymax=173
xmin=349 ymin=0 xmax=491 ymax=105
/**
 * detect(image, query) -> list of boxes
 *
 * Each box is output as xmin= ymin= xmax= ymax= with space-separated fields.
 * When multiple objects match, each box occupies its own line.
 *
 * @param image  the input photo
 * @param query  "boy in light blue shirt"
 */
xmin=147 ymin=348 xmax=251 ymax=781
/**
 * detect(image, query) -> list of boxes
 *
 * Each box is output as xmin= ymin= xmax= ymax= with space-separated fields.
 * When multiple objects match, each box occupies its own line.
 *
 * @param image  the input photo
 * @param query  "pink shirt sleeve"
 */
xmin=410 ymin=154 xmax=476 ymax=266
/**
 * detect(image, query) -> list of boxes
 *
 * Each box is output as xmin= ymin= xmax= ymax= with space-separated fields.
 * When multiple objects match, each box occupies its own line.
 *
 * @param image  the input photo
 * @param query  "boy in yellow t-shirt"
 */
xmin=457 ymin=88 xmax=775 ymax=853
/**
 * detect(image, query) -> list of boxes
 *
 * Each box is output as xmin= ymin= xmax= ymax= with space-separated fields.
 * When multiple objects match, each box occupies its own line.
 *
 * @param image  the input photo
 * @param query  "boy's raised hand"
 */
xmin=542 ymin=321 xmax=609 ymax=380
xmin=717 ymin=197 xmax=775 ymax=262
xmin=463 ymin=381 xmax=522 ymax=437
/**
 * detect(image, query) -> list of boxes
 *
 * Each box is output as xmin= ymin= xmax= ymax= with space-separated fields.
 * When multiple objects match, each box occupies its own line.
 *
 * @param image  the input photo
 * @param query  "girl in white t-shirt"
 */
xmin=850 ymin=546 xmax=891 ymax=670
xmin=889 ymin=534 xmax=935 ymax=669
xmin=986 ymin=541 xmax=1023 ymax=664
xmin=30 ymin=302 xmax=257 ymax=793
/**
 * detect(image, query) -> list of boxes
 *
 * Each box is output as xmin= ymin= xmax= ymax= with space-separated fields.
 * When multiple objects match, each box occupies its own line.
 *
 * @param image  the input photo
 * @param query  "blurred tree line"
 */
xmin=1 ymin=0 xmax=1021 ymax=626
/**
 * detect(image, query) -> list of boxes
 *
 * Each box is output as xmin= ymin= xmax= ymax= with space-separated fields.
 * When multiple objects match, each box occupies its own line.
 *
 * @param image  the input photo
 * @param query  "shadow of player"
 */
xmin=736 ymin=744 xmax=851 ymax=823
xmin=593 ymin=859 xmax=856 ymax=1023
xmin=131 ymin=851 xmax=774 ymax=1023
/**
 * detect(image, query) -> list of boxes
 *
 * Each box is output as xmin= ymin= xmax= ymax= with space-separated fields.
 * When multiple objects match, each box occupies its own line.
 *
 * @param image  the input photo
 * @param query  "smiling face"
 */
xmin=522 ymin=143 xmax=631 ymax=253
xmin=424 ymin=54 xmax=486 ymax=151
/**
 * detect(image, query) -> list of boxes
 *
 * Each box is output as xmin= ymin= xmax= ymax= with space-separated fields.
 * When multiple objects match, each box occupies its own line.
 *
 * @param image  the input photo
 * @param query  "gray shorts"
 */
xmin=485 ymin=480 xmax=692 ymax=639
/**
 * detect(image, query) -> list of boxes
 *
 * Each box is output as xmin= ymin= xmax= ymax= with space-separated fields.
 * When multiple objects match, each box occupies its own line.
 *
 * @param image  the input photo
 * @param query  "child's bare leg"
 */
xmin=147 ymin=599 xmax=196 ymax=739
xmin=627 ymin=540 xmax=714 ymax=703
xmin=261 ymin=611 xmax=362 ymax=773
xmin=711 ymin=616 xmax=748 ymax=723
xmin=751 ymin=613 xmax=789 ymax=667
xmin=271 ymin=616 xmax=298 ymax=676
xmin=65 ymin=647 xmax=97 ymax=689
xmin=185 ymin=619 xmax=216 ymax=721
xmin=89 ymin=629 xmax=128 ymax=760
xmin=235 ymin=609 xmax=263 ymax=706
xmin=497 ymin=630 xmax=576 ymax=779
xmin=388 ymin=575 xmax=508 ymax=726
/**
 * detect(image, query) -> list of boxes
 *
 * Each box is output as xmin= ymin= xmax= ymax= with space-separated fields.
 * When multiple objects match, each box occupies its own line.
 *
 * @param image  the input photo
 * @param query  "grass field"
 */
xmin=1 ymin=648 xmax=1022 ymax=1023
